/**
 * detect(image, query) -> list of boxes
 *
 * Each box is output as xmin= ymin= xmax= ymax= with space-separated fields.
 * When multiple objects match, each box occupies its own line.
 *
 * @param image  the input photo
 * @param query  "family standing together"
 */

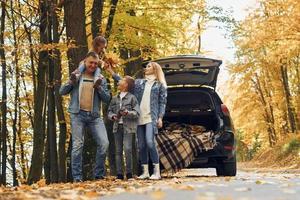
xmin=59 ymin=36 xmax=168 ymax=182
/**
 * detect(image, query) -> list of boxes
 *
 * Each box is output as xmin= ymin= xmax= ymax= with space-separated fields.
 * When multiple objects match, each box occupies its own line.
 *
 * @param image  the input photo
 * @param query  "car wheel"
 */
xmin=216 ymin=156 xmax=237 ymax=176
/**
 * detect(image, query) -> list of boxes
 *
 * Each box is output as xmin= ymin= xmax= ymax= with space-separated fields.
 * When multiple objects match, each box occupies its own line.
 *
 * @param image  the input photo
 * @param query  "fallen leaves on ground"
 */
xmin=1 ymin=169 xmax=299 ymax=200
xmin=0 ymin=173 xmax=225 ymax=200
xmin=0 ymin=178 xmax=152 ymax=200
xmin=0 ymin=176 xmax=208 ymax=200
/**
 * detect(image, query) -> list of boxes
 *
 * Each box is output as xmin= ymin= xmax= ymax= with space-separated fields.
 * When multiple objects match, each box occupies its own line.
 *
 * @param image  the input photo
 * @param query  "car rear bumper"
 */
xmin=188 ymin=143 xmax=236 ymax=168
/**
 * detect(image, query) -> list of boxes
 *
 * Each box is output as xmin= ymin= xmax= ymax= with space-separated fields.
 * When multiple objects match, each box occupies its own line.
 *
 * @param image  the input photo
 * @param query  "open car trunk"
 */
xmin=153 ymin=55 xmax=222 ymax=89
xmin=157 ymin=88 xmax=220 ymax=172
xmin=163 ymin=88 xmax=220 ymax=132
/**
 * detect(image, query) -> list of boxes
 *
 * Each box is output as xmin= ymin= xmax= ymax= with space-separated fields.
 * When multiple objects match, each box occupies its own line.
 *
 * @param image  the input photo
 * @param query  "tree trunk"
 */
xmin=0 ymin=0 xmax=7 ymax=186
xmin=10 ymin=0 xmax=20 ymax=186
xmin=261 ymin=70 xmax=278 ymax=136
xmin=280 ymin=63 xmax=297 ymax=133
xmin=18 ymin=0 xmax=37 ymax=128
xmin=21 ymin=73 xmax=34 ymax=129
xmin=102 ymin=103 xmax=116 ymax=176
xmin=66 ymin=137 xmax=72 ymax=181
xmin=197 ymin=15 xmax=202 ymax=54
xmin=64 ymin=0 xmax=88 ymax=72
xmin=43 ymin=84 xmax=49 ymax=182
xmin=17 ymin=0 xmax=37 ymax=95
xmin=252 ymin=74 xmax=277 ymax=146
xmin=294 ymin=55 xmax=300 ymax=130
xmin=27 ymin=0 xmax=49 ymax=184
xmin=0 ymin=110 xmax=1 ymax=183
xmin=44 ymin=135 xmax=50 ymax=183
xmin=47 ymin=0 xmax=59 ymax=184
xmin=104 ymin=0 xmax=119 ymax=39
xmin=47 ymin=41 xmax=59 ymax=183
xmin=92 ymin=0 xmax=104 ymax=38
xmin=53 ymin=1 xmax=67 ymax=183
xmin=17 ymin=103 xmax=27 ymax=180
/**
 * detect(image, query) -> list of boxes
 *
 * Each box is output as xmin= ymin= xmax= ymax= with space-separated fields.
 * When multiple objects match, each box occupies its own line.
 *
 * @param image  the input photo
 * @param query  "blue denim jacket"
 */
xmin=112 ymin=74 xmax=167 ymax=134
xmin=59 ymin=67 xmax=111 ymax=118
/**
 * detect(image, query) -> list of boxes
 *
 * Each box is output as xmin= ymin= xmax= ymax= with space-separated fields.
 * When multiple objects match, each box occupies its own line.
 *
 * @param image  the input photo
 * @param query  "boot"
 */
xmin=150 ymin=163 xmax=161 ymax=180
xmin=138 ymin=164 xmax=150 ymax=180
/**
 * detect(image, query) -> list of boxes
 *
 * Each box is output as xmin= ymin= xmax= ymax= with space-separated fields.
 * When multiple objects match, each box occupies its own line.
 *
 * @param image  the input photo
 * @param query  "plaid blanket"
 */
xmin=156 ymin=123 xmax=216 ymax=173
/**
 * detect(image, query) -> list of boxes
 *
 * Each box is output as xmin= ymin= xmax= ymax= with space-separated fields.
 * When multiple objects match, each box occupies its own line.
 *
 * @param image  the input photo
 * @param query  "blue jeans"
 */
xmin=137 ymin=123 xmax=159 ymax=165
xmin=70 ymin=110 xmax=109 ymax=180
xmin=114 ymin=125 xmax=133 ymax=175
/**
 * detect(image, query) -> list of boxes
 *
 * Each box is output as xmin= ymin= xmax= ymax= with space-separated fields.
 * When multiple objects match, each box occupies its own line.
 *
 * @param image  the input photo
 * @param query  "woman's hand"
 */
xmin=106 ymin=64 xmax=115 ymax=75
xmin=157 ymin=118 xmax=163 ymax=129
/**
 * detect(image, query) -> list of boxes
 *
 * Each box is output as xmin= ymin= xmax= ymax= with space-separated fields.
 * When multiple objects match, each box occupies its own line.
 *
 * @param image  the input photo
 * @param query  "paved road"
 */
xmin=102 ymin=168 xmax=300 ymax=200
xmin=2 ymin=168 xmax=299 ymax=200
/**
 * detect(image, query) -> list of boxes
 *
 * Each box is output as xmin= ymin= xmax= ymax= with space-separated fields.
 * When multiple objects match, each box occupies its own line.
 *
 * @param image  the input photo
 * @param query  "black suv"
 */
xmin=153 ymin=55 xmax=236 ymax=176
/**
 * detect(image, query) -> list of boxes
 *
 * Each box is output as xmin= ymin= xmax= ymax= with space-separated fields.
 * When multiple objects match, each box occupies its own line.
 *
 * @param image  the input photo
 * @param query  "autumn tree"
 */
xmin=227 ymin=0 xmax=300 ymax=148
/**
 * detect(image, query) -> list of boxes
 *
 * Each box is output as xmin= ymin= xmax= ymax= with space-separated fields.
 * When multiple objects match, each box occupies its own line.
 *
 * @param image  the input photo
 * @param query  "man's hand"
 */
xmin=69 ymin=69 xmax=80 ymax=85
xmin=157 ymin=118 xmax=163 ymax=129
xmin=93 ymin=75 xmax=104 ymax=89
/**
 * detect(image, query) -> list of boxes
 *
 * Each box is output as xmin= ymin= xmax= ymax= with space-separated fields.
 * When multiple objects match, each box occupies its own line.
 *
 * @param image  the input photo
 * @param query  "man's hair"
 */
xmin=124 ymin=76 xmax=135 ymax=93
xmin=85 ymin=51 xmax=99 ymax=59
xmin=92 ymin=36 xmax=107 ymax=47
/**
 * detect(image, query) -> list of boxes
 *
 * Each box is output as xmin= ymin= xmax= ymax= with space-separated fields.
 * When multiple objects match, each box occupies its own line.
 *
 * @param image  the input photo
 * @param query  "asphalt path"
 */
xmin=102 ymin=168 xmax=300 ymax=200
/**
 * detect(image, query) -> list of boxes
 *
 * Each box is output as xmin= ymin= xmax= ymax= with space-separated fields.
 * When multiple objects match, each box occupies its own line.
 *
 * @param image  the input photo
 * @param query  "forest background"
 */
xmin=0 ymin=0 xmax=299 ymax=186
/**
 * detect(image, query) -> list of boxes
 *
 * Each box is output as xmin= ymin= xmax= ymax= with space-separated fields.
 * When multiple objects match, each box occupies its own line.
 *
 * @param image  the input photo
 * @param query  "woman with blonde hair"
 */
xmin=108 ymin=61 xmax=167 ymax=180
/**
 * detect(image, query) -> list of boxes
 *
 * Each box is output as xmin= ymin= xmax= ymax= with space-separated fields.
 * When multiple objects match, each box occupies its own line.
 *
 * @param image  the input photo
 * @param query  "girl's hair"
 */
xmin=92 ymin=36 xmax=107 ymax=48
xmin=124 ymin=76 xmax=135 ymax=93
xmin=146 ymin=62 xmax=167 ymax=88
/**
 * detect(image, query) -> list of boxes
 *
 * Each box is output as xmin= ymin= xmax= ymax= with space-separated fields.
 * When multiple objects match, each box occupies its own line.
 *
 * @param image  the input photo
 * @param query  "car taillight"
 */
xmin=221 ymin=104 xmax=230 ymax=116
xmin=224 ymin=145 xmax=235 ymax=150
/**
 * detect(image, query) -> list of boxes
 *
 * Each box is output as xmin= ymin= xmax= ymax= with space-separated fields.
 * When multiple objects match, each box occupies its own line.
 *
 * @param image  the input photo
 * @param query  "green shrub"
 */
xmin=236 ymin=130 xmax=262 ymax=161
xmin=282 ymin=137 xmax=300 ymax=155
xmin=247 ymin=133 xmax=262 ymax=160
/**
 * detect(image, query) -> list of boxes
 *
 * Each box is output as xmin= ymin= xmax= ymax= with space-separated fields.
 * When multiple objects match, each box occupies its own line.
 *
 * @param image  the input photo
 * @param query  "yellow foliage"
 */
xmin=226 ymin=0 xmax=300 ymax=147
